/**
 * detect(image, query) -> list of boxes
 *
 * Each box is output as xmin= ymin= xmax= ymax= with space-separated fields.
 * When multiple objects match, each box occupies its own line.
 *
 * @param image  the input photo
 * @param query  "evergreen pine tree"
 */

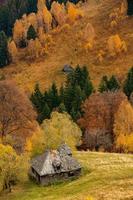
xmin=59 ymin=85 xmax=65 ymax=102
xmin=27 ymin=25 xmax=37 ymax=40
xmin=63 ymin=84 xmax=75 ymax=113
xmin=27 ymin=0 xmax=38 ymax=14
xmin=72 ymin=85 xmax=84 ymax=113
xmin=75 ymin=65 xmax=82 ymax=85
xmin=82 ymin=66 xmax=88 ymax=79
xmin=80 ymin=66 xmax=88 ymax=89
xmin=127 ymin=0 xmax=133 ymax=16
xmin=70 ymin=107 xmax=81 ymax=121
xmin=30 ymin=83 xmax=44 ymax=112
xmin=70 ymin=107 xmax=77 ymax=121
xmin=67 ymin=70 xmax=75 ymax=86
xmin=98 ymin=76 xmax=109 ymax=93
xmin=123 ymin=67 xmax=133 ymax=98
xmin=0 ymin=31 xmax=9 ymax=67
xmin=38 ymin=103 xmax=51 ymax=123
xmin=84 ymin=79 xmax=94 ymax=97
xmin=108 ymin=75 xmax=120 ymax=91
xmin=48 ymin=83 xmax=60 ymax=108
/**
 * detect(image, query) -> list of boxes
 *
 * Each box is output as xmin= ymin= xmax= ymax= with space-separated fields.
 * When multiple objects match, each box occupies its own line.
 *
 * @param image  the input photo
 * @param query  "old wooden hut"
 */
xmin=29 ymin=144 xmax=81 ymax=185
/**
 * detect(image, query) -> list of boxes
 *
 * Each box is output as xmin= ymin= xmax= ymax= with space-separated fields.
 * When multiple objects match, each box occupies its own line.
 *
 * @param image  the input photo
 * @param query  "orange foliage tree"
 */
xmin=78 ymin=91 xmax=127 ymax=151
xmin=107 ymin=34 xmax=127 ymax=56
xmin=8 ymin=40 xmax=18 ymax=63
xmin=67 ymin=2 xmax=84 ymax=24
xmin=42 ymin=6 xmax=52 ymax=32
xmin=13 ymin=20 xmax=26 ymax=47
xmin=0 ymin=80 xmax=37 ymax=152
xmin=114 ymin=100 xmax=133 ymax=152
xmin=51 ymin=2 xmax=67 ymax=26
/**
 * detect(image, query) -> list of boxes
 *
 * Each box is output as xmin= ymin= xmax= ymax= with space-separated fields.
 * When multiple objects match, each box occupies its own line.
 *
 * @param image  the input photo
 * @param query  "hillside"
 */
xmin=1 ymin=151 xmax=133 ymax=200
xmin=0 ymin=0 xmax=132 ymax=93
xmin=1 ymin=1 xmax=133 ymax=199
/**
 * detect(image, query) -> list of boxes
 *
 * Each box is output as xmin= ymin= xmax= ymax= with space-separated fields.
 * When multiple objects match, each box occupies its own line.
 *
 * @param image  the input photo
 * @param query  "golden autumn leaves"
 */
xmin=7 ymin=0 xmax=84 ymax=62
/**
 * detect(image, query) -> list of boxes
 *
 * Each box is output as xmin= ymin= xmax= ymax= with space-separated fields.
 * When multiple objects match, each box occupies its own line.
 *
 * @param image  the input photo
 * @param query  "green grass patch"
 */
xmin=1 ymin=151 xmax=133 ymax=200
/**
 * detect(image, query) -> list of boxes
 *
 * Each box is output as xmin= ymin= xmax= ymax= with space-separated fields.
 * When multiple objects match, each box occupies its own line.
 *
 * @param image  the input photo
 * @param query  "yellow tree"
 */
xmin=27 ymin=13 xmax=38 ymax=31
xmin=8 ymin=40 xmax=18 ymax=63
xmin=25 ymin=127 xmax=46 ymax=157
xmin=120 ymin=1 xmax=127 ymax=15
xmin=41 ymin=112 xmax=82 ymax=150
xmin=83 ymin=23 xmax=95 ymax=44
xmin=13 ymin=20 xmax=26 ymax=47
xmin=27 ymin=38 xmax=44 ymax=59
xmin=37 ymin=11 xmax=44 ymax=28
xmin=67 ymin=2 xmax=84 ymax=24
xmin=27 ymin=39 xmax=35 ymax=59
xmin=37 ymin=0 xmax=46 ymax=11
xmin=107 ymin=34 xmax=127 ymax=56
xmin=51 ymin=2 xmax=67 ymax=26
xmin=83 ymin=23 xmax=95 ymax=51
xmin=38 ymin=27 xmax=46 ymax=46
xmin=114 ymin=100 xmax=133 ymax=152
xmin=35 ymin=38 xmax=43 ymax=58
xmin=42 ymin=6 xmax=52 ymax=32
xmin=0 ymin=144 xmax=29 ymax=192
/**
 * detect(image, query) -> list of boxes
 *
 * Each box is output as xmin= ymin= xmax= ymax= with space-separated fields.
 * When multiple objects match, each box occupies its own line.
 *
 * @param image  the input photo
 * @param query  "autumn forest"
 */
xmin=0 ymin=0 xmax=133 ymax=200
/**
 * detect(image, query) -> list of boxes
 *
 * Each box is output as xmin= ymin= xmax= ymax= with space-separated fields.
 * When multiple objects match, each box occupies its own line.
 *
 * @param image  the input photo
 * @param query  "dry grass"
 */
xmin=1 ymin=151 xmax=133 ymax=200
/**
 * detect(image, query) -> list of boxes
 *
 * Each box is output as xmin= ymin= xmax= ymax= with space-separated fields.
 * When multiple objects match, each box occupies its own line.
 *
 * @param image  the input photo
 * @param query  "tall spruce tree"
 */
xmin=38 ymin=103 xmax=51 ymax=123
xmin=98 ymin=76 xmax=108 ymax=93
xmin=30 ymin=83 xmax=44 ymax=112
xmin=72 ymin=85 xmax=84 ymax=113
xmin=63 ymin=84 xmax=73 ymax=113
xmin=108 ymin=75 xmax=120 ymax=91
xmin=127 ymin=0 xmax=133 ymax=16
xmin=99 ymin=75 xmax=120 ymax=93
xmin=84 ymin=79 xmax=94 ymax=97
xmin=27 ymin=0 xmax=38 ymax=14
xmin=123 ymin=67 xmax=133 ymax=98
xmin=80 ymin=66 xmax=89 ymax=89
xmin=59 ymin=85 xmax=65 ymax=102
xmin=0 ymin=31 xmax=9 ymax=68
xmin=49 ymin=83 xmax=60 ymax=108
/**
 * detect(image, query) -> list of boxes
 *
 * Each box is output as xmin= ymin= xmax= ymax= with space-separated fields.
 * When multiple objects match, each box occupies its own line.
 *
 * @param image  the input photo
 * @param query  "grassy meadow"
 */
xmin=1 ymin=151 xmax=133 ymax=200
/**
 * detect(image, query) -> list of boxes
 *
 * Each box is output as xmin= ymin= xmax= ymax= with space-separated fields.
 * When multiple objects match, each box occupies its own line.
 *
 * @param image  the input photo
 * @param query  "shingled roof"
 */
xmin=31 ymin=144 xmax=81 ymax=176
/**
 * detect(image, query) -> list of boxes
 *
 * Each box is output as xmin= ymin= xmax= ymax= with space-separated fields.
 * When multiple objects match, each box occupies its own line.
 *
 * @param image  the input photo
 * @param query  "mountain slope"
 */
xmin=0 ymin=0 xmax=133 ymax=92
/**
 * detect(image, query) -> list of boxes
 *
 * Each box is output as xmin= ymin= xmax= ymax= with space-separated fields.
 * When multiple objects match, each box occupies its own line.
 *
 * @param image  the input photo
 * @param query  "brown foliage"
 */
xmin=78 ymin=91 xmax=127 ymax=151
xmin=0 ymin=80 xmax=37 ymax=151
